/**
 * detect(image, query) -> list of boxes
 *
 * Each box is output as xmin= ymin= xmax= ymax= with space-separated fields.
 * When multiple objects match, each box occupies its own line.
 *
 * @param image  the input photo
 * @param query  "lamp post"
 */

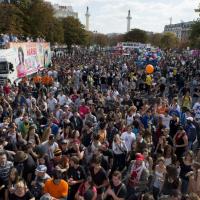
xmin=93 ymin=30 xmax=97 ymax=52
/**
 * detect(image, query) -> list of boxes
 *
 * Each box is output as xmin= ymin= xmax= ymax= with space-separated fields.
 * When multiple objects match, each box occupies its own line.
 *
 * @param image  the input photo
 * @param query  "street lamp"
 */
xmin=93 ymin=30 xmax=97 ymax=51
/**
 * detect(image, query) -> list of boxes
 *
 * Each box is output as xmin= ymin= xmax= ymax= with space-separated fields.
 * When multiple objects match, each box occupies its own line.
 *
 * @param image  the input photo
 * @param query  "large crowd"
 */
xmin=0 ymin=48 xmax=200 ymax=200
xmin=0 ymin=33 xmax=45 ymax=48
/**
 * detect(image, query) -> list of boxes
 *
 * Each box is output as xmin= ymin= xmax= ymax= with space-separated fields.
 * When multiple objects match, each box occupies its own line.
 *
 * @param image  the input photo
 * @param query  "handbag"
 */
xmin=116 ymin=143 xmax=127 ymax=155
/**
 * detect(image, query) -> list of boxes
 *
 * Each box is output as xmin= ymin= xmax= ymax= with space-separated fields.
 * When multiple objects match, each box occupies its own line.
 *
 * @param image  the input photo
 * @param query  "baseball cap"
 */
xmin=54 ymin=148 xmax=62 ymax=156
xmin=186 ymin=117 xmax=193 ymax=122
xmin=36 ymin=165 xmax=47 ymax=173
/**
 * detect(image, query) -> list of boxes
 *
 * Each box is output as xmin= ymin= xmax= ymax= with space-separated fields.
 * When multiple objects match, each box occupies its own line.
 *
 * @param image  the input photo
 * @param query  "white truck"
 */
xmin=0 ymin=42 xmax=51 ymax=84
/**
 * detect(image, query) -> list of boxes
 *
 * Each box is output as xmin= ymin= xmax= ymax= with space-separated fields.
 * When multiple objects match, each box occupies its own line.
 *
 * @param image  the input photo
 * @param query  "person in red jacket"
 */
xmin=78 ymin=99 xmax=90 ymax=119
xmin=3 ymin=80 xmax=11 ymax=96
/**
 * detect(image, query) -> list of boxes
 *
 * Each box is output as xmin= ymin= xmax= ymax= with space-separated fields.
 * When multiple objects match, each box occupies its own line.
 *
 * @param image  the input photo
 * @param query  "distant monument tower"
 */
xmin=85 ymin=6 xmax=90 ymax=31
xmin=127 ymin=10 xmax=132 ymax=32
xmin=169 ymin=17 xmax=172 ymax=25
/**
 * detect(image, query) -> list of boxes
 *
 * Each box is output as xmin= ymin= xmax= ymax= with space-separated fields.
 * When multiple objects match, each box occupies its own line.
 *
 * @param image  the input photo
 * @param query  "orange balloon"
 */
xmin=146 ymin=64 xmax=154 ymax=74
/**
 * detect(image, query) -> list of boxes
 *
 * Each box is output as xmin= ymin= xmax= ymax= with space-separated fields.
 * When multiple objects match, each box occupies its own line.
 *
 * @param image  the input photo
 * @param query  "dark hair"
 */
xmin=9 ymin=167 xmax=20 ymax=184
xmin=52 ymin=169 xmax=62 ymax=180
xmin=85 ymin=176 xmax=94 ymax=186
xmin=170 ymin=189 xmax=181 ymax=198
xmin=91 ymin=155 xmax=102 ymax=165
xmin=93 ymin=134 xmax=100 ymax=141
xmin=0 ymin=150 xmax=7 ymax=157
xmin=18 ymin=47 xmax=24 ymax=64
xmin=49 ymin=134 xmax=55 ymax=140
xmin=70 ymin=156 xmax=79 ymax=165
xmin=112 ymin=171 xmax=122 ymax=180
xmin=44 ymin=50 xmax=49 ymax=67
xmin=99 ymin=121 xmax=107 ymax=129
xmin=142 ymin=193 xmax=154 ymax=200
xmin=166 ymin=165 xmax=178 ymax=179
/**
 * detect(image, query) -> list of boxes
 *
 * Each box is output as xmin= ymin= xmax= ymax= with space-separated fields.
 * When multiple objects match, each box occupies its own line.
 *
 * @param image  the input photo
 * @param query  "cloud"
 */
xmin=47 ymin=0 xmax=199 ymax=34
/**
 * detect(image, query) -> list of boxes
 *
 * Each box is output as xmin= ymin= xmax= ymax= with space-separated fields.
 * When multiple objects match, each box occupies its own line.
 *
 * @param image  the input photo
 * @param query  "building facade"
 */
xmin=53 ymin=4 xmax=78 ymax=19
xmin=164 ymin=21 xmax=194 ymax=40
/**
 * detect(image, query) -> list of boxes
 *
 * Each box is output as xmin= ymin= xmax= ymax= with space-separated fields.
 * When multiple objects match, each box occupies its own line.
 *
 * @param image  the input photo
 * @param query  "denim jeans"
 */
xmin=181 ymin=178 xmax=189 ymax=194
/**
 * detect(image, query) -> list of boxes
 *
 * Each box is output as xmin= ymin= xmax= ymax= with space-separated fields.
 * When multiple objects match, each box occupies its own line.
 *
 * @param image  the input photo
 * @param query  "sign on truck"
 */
xmin=0 ymin=42 xmax=51 ymax=84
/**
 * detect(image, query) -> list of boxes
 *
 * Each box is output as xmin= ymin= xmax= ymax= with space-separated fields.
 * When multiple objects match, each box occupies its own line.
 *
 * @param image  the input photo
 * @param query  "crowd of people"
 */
xmin=0 ymin=48 xmax=200 ymax=200
xmin=0 ymin=33 xmax=45 ymax=48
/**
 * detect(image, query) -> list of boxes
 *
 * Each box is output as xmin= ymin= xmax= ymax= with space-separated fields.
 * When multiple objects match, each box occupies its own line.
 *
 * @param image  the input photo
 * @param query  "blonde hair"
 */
xmin=41 ymin=127 xmax=52 ymax=142
xmin=189 ymin=193 xmax=200 ymax=200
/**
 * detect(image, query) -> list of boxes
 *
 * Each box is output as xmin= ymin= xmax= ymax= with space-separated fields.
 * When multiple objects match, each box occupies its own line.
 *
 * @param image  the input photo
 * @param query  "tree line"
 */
xmin=0 ymin=0 xmax=87 ymax=48
xmin=0 ymin=0 xmax=199 ymax=49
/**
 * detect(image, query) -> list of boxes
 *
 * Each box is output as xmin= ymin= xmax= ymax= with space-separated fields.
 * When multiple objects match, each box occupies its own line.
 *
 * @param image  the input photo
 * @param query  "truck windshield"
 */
xmin=0 ymin=62 xmax=8 ymax=74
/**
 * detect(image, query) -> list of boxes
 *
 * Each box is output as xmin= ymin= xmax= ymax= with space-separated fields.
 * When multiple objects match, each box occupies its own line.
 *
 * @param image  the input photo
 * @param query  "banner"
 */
xmin=9 ymin=42 xmax=51 ymax=78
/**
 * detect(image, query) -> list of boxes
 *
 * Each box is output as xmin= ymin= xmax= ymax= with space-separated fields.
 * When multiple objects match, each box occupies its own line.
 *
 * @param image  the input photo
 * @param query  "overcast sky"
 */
xmin=48 ymin=0 xmax=199 ymax=34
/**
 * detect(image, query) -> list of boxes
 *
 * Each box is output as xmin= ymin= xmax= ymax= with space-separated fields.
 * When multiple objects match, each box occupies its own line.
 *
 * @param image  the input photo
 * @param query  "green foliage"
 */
xmin=28 ymin=0 xmax=55 ymax=38
xmin=0 ymin=0 xmax=87 ymax=45
xmin=46 ymin=18 xmax=64 ymax=44
xmin=0 ymin=3 xmax=24 ymax=35
xmin=62 ymin=16 xmax=87 ymax=47
xmin=148 ymin=33 xmax=162 ymax=47
xmin=84 ymin=31 xmax=94 ymax=47
xmin=95 ymin=33 xmax=109 ymax=47
xmin=12 ymin=0 xmax=32 ymax=34
xmin=160 ymin=32 xmax=179 ymax=49
xmin=108 ymin=34 xmax=124 ymax=46
xmin=124 ymin=29 xmax=148 ymax=43
xmin=190 ymin=20 xmax=200 ymax=49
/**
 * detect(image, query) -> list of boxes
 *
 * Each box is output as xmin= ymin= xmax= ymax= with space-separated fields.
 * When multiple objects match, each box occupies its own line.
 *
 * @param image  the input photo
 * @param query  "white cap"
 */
xmin=186 ymin=117 xmax=193 ymax=122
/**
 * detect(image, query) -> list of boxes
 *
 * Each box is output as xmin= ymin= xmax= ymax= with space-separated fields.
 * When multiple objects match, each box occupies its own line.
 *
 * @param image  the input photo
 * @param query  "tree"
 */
xmin=0 ymin=3 xmax=24 ymax=35
xmin=13 ymin=0 xmax=32 ymax=35
xmin=148 ymin=33 xmax=162 ymax=47
xmin=124 ymin=28 xmax=148 ymax=43
xmin=28 ymin=0 xmax=55 ymax=38
xmin=95 ymin=33 xmax=109 ymax=48
xmin=108 ymin=34 xmax=124 ymax=46
xmin=160 ymin=32 xmax=179 ymax=49
xmin=190 ymin=20 xmax=200 ymax=49
xmin=62 ymin=16 xmax=87 ymax=48
xmin=46 ymin=18 xmax=64 ymax=44
xmin=0 ymin=0 xmax=86 ymax=45
xmin=85 ymin=31 xmax=94 ymax=47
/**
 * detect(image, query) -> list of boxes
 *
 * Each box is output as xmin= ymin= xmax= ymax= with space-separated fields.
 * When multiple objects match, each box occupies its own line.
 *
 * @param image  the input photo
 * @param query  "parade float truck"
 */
xmin=113 ymin=42 xmax=152 ymax=56
xmin=0 ymin=42 xmax=51 ymax=85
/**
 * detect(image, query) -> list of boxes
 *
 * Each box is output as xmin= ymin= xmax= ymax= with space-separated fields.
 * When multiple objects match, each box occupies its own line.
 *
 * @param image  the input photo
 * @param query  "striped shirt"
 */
xmin=0 ymin=161 xmax=13 ymax=184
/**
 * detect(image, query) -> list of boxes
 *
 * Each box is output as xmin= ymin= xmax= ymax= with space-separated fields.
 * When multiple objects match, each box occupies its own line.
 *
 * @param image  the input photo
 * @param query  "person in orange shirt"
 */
xmin=43 ymin=169 xmax=68 ymax=200
xmin=157 ymin=101 xmax=167 ymax=115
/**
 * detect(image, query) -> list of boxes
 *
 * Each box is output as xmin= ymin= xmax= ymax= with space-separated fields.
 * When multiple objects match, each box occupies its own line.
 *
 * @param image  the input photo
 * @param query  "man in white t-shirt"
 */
xmin=193 ymin=99 xmax=200 ymax=121
xmin=160 ymin=111 xmax=171 ymax=129
xmin=57 ymin=91 xmax=67 ymax=106
xmin=39 ymin=134 xmax=58 ymax=160
xmin=65 ymin=96 xmax=73 ymax=106
xmin=47 ymin=70 xmax=53 ymax=77
xmin=47 ymin=93 xmax=57 ymax=112
xmin=121 ymin=125 xmax=136 ymax=152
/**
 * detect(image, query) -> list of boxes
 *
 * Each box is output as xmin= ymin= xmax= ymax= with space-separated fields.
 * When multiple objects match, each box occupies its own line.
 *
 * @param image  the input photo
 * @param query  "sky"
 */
xmin=48 ymin=0 xmax=199 ymax=34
